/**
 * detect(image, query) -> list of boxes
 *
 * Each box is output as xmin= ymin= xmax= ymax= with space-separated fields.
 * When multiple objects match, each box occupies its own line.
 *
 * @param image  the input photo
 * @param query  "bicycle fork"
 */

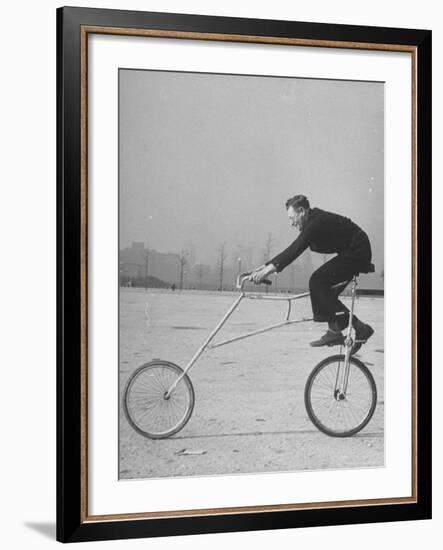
xmin=335 ymin=277 xmax=357 ymax=399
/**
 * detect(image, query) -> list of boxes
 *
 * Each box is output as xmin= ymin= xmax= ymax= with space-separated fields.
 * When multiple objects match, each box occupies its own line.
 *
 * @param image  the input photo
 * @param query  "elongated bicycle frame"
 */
xmin=165 ymin=272 xmax=311 ymax=397
xmin=165 ymin=273 xmax=359 ymax=399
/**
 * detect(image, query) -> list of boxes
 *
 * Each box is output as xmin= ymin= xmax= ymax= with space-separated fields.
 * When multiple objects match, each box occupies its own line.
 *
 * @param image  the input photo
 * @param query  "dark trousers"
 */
xmin=309 ymin=233 xmax=372 ymax=324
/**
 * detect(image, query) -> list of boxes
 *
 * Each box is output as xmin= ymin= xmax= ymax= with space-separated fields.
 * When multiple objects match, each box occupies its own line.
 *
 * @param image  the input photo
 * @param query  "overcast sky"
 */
xmin=119 ymin=69 xmax=384 ymax=273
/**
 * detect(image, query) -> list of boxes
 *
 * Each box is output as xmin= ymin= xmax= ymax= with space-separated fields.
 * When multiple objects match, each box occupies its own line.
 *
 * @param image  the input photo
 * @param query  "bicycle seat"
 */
xmin=331 ymin=261 xmax=375 ymax=294
xmin=359 ymin=262 xmax=375 ymax=274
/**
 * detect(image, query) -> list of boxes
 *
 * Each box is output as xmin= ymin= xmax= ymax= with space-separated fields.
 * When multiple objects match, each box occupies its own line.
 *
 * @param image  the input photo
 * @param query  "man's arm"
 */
xmin=266 ymin=231 xmax=311 ymax=273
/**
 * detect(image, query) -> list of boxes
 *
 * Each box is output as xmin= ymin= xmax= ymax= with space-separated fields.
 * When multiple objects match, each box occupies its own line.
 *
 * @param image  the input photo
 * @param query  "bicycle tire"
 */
xmin=304 ymin=354 xmax=377 ymax=437
xmin=123 ymin=360 xmax=195 ymax=439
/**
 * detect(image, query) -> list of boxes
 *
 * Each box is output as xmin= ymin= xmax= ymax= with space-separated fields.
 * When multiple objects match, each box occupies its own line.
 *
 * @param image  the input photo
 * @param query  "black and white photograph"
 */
xmin=0 ymin=0 xmax=437 ymax=546
xmin=118 ymin=68 xmax=385 ymax=480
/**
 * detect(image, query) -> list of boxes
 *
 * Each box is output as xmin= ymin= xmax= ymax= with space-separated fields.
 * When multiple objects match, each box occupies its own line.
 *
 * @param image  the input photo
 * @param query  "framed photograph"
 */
xmin=57 ymin=6 xmax=431 ymax=543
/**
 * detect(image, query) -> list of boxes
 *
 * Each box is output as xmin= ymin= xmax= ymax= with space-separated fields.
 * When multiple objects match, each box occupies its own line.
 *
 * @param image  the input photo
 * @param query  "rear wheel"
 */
xmin=124 ymin=360 xmax=194 ymax=439
xmin=304 ymin=354 xmax=377 ymax=437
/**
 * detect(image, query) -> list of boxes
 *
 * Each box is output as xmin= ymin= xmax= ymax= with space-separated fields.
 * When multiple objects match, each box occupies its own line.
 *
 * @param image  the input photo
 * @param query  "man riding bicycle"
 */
xmin=251 ymin=195 xmax=375 ymax=348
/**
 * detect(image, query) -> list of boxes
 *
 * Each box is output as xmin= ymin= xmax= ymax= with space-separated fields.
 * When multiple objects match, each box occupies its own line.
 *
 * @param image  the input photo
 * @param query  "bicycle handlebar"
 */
xmin=236 ymin=271 xmax=272 ymax=290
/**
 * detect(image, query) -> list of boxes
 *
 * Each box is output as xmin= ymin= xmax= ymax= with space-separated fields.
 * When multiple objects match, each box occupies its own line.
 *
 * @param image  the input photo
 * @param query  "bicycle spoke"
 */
xmin=124 ymin=362 xmax=194 ymax=438
xmin=306 ymin=357 xmax=376 ymax=436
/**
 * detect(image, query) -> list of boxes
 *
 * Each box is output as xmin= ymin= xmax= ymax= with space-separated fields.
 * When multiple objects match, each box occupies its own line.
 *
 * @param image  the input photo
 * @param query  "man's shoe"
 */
xmin=350 ymin=323 xmax=374 ymax=354
xmin=355 ymin=323 xmax=374 ymax=344
xmin=310 ymin=330 xmax=344 ymax=347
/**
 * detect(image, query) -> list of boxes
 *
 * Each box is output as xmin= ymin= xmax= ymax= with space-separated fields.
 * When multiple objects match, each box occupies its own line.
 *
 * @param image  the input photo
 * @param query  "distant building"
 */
xmin=120 ymin=242 xmax=180 ymax=285
xmin=119 ymin=242 xmax=145 ymax=279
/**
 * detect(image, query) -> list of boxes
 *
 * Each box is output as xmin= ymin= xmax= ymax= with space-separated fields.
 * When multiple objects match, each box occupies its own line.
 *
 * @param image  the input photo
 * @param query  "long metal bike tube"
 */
xmin=209 ymin=318 xmax=310 ymax=349
xmin=340 ymin=277 xmax=357 ymax=395
xmin=165 ymin=292 xmax=245 ymax=397
xmin=208 ymin=294 xmax=312 ymax=349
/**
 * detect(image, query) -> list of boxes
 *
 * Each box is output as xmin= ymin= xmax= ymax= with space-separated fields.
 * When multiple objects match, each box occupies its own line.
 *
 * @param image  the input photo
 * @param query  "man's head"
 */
xmin=285 ymin=195 xmax=310 ymax=230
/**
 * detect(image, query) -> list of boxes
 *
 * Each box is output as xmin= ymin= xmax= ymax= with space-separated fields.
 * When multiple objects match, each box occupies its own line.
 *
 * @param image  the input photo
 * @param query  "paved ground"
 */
xmin=119 ymin=288 xmax=384 ymax=480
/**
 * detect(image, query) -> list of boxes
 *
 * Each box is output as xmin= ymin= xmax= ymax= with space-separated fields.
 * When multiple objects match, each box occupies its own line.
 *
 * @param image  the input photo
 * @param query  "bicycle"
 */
xmin=123 ymin=273 xmax=377 ymax=439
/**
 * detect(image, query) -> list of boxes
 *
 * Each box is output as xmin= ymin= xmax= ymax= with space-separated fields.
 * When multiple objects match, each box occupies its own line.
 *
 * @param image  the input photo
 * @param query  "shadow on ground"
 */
xmin=24 ymin=522 xmax=56 ymax=540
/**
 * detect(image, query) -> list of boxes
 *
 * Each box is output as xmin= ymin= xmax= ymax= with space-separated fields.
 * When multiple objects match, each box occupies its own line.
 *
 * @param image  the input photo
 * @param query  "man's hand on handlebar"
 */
xmin=250 ymin=263 xmax=277 ymax=284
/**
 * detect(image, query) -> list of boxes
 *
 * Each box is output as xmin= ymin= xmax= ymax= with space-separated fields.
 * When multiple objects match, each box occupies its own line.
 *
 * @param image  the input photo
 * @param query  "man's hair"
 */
xmin=285 ymin=195 xmax=310 ymax=210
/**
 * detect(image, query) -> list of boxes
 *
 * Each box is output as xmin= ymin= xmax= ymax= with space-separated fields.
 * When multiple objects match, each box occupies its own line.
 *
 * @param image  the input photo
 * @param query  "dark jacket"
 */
xmin=267 ymin=207 xmax=373 ymax=273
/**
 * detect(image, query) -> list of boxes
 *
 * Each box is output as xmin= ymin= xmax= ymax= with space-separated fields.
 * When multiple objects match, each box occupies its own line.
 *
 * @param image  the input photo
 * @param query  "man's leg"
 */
xmin=309 ymin=256 xmax=354 ymax=320
xmin=308 ymin=255 xmax=372 ymax=347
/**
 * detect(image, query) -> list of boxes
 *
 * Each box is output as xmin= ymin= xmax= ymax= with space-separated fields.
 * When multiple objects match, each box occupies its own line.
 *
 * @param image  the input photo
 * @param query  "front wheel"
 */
xmin=304 ymin=354 xmax=377 ymax=437
xmin=123 ymin=360 xmax=195 ymax=439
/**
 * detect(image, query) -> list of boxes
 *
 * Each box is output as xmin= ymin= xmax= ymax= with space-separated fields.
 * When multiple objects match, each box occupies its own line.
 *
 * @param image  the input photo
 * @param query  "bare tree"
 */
xmin=143 ymin=249 xmax=149 ymax=291
xmin=290 ymin=264 xmax=296 ymax=292
xmin=178 ymin=249 xmax=188 ymax=291
xmin=197 ymin=264 xmax=204 ymax=290
xmin=184 ymin=241 xmax=196 ymax=266
xmin=262 ymin=233 xmax=273 ymax=264
xmin=217 ymin=242 xmax=227 ymax=291
xmin=262 ymin=234 xmax=273 ymax=293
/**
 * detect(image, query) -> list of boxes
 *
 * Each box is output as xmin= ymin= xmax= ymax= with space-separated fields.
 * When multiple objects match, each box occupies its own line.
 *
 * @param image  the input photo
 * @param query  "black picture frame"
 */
xmin=57 ymin=6 xmax=432 ymax=543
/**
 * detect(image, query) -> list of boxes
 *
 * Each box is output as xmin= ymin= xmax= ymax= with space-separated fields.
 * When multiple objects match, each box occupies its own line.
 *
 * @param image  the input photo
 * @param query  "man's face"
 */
xmin=287 ymin=206 xmax=305 ymax=230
